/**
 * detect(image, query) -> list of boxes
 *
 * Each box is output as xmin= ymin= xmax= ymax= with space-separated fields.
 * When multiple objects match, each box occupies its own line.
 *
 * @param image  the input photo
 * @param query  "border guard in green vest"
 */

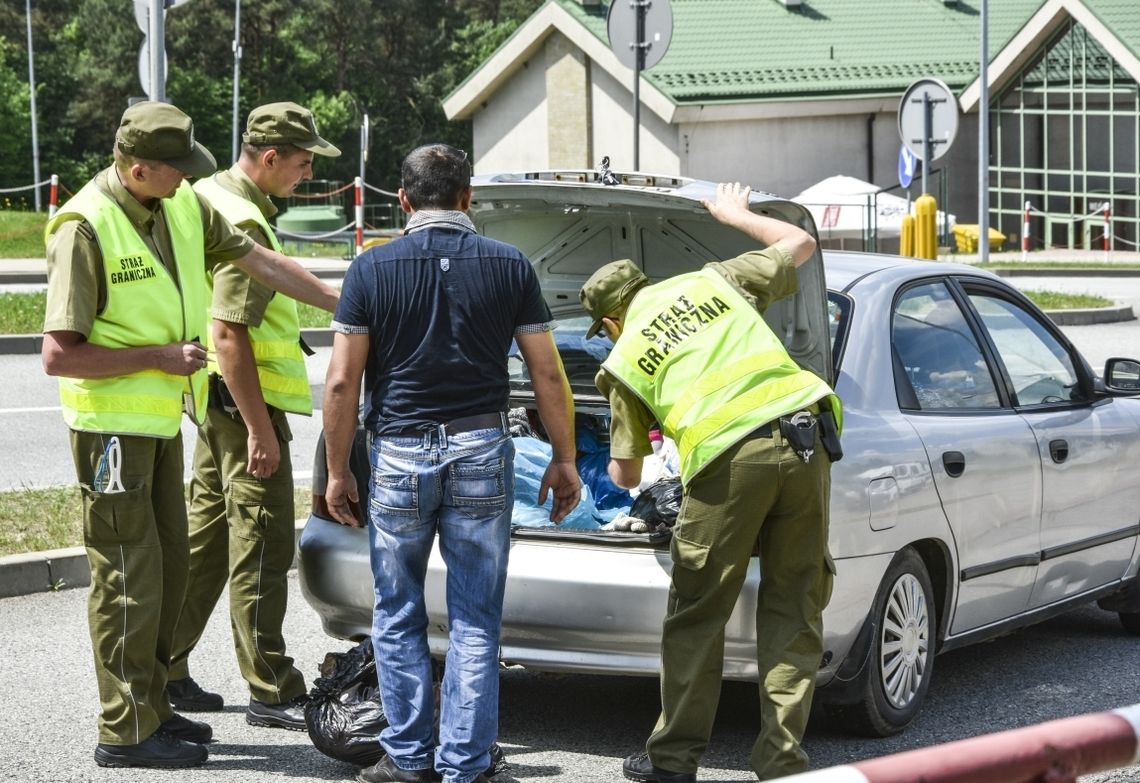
xmin=166 ymin=103 xmax=341 ymax=731
xmin=579 ymin=182 xmax=842 ymax=783
xmin=42 ymin=101 xmax=339 ymax=770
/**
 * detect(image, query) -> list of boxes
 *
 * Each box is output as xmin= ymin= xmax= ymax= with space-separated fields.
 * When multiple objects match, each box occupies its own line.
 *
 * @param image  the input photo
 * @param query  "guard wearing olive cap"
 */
xmin=580 ymin=183 xmax=841 ymax=782
xmin=42 ymin=101 xmax=339 ymax=769
xmin=166 ymin=103 xmax=341 ymax=731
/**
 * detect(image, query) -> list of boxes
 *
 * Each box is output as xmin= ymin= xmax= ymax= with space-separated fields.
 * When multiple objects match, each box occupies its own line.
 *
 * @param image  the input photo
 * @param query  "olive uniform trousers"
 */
xmin=168 ymin=403 xmax=305 ymax=704
xmin=71 ymin=430 xmax=187 ymax=745
xmin=645 ymin=422 xmax=834 ymax=781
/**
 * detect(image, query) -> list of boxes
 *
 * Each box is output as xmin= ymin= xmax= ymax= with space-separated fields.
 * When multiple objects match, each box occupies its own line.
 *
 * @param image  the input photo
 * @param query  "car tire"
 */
xmin=828 ymin=547 xmax=936 ymax=737
xmin=1120 ymin=611 xmax=1140 ymax=636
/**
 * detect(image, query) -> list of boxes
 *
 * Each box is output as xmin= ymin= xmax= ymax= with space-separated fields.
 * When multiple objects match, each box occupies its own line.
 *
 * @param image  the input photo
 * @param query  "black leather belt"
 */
xmin=388 ymin=412 xmax=508 ymax=439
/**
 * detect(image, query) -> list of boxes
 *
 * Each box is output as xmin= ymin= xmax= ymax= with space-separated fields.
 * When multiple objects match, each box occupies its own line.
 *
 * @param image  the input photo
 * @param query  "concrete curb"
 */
xmin=1046 ymin=305 xmax=1135 ymax=326
xmin=0 ymin=520 xmax=309 ymax=599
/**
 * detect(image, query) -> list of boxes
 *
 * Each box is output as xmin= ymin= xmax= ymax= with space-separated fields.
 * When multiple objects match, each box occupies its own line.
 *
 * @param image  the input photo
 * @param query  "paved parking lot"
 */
xmin=1 ymin=576 xmax=1138 ymax=783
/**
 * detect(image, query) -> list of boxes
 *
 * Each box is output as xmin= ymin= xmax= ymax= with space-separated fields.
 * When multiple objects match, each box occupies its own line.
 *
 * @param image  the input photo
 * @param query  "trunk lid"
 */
xmin=470 ymin=171 xmax=833 ymax=384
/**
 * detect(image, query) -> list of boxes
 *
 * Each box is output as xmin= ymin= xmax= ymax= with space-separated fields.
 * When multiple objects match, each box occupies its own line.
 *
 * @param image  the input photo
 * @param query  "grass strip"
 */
xmin=1021 ymin=289 xmax=1112 ymax=309
xmin=0 ymin=291 xmax=46 ymax=333
xmin=0 ymin=484 xmax=312 ymax=558
xmin=0 ymin=211 xmax=48 ymax=258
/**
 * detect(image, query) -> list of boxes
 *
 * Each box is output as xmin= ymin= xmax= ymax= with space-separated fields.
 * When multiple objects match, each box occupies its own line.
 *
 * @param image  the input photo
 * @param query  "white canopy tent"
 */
xmin=792 ymin=175 xmax=955 ymax=244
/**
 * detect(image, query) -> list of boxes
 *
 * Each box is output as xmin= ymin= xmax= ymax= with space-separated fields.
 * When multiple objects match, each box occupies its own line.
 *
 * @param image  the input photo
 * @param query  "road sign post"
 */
xmin=607 ymin=0 xmax=672 ymax=171
xmin=898 ymin=78 xmax=959 ymax=194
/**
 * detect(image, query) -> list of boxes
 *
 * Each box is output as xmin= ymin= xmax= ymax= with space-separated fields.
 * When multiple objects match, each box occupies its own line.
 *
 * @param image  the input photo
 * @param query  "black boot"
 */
xmin=94 ymin=731 xmax=208 ymax=769
xmin=166 ymin=676 xmax=224 ymax=712
xmin=622 ymin=751 xmax=696 ymax=783
xmin=246 ymin=694 xmax=308 ymax=731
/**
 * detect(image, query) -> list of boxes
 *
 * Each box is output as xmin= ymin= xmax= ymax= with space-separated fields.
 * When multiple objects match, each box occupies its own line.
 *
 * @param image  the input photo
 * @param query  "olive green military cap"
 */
xmin=243 ymin=102 xmax=341 ymax=157
xmin=580 ymin=258 xmax=649 ymax=338
xmin=116 ymin=101 xmax=217 ymax=178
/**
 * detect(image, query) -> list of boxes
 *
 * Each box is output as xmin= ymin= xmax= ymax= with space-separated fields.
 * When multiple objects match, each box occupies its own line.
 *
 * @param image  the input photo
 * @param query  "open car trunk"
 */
xmin=301 ymin=171 xmax=832 ymax=678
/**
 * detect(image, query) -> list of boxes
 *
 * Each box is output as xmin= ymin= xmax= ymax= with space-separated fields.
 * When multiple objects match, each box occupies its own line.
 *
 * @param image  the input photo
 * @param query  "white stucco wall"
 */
xmin=471 ymin=57 xmax=549 ymax=174
xmin=680 ymin=115 xmax=882 ymax=199
xmin=589 ymin=67 xmax=680 ymax=175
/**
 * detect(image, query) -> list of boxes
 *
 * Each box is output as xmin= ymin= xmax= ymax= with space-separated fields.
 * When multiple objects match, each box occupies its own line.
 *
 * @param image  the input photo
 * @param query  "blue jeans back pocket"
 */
xmin=448 ymin=457 xmax=506 ymax=518
xmin=370 ymin=471 xmax=420 ymax=532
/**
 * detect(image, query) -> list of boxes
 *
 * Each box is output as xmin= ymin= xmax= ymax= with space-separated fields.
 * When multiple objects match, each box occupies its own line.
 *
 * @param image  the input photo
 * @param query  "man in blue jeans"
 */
xmin=322 ymin=143 xmax=581 ymax=783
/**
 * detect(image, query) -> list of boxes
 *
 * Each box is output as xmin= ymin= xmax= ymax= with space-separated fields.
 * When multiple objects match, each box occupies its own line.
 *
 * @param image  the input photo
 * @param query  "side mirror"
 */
xmin=1104 ymin=357 xmax=1140 ymax=394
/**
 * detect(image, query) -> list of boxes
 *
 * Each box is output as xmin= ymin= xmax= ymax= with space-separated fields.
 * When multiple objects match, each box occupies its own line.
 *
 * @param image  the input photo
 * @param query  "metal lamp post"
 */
xmin=979 ymin=0 xmax=990 ymax=263
xmin=25 ymin=0 xmax=41 ymax=211
xmin=231 ymin=0 xmax=242 ymax=163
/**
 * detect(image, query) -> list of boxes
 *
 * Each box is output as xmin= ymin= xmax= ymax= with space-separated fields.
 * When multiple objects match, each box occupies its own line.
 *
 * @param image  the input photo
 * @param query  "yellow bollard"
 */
xmin=901 ymin=213 xmax=916 ymax=257
xmin=914 ymin=194 xmax=937 ymax=260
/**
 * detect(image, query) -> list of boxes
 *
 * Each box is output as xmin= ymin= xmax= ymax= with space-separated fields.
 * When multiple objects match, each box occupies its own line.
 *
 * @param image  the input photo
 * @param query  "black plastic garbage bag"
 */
xmin=304 ymin=642 xmax=510 ymax=776
xmin=629 ymin=478 xmax=683 ymax=530
xmin=305 ymin=640 xmax=389 ymax=766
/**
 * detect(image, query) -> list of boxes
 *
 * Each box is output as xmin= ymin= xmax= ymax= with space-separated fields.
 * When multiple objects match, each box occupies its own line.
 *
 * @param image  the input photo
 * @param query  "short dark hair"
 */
xmin=400 ymin=144 xmax=471 ymax=210
xmin=241 ymin=141 xmax=305 ymax=161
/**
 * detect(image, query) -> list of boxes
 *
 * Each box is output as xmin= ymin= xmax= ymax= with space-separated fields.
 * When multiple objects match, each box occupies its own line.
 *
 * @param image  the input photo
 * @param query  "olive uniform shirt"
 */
xmin=205 ymin=165 xmax=277 ymax=327
xmin=596 ymin=245 xmax=799 ymax=461
xmin=43 ymin=166 xmax=255 ymax=337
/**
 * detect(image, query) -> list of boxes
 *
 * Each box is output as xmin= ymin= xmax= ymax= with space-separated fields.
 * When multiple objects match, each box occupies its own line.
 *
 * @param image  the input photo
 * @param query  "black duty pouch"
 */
xmin=819 ymin=408 xmax=843 ymax=462
xmin=208 ymin=373 xmax=239 ymax=414
xmin=779 ymin=411 xmax=818 ymax=463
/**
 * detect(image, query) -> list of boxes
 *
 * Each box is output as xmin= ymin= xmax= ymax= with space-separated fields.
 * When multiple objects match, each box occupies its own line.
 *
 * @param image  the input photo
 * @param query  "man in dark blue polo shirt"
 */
xmin=322 ymin=143 xmax=580 ymax=783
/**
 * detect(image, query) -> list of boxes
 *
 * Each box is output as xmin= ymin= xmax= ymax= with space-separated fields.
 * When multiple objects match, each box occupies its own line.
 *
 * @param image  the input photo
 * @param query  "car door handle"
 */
xmin=942 ymin=451 xmax=966 ymax=477
xmin=1049 ymin=439 xmax=1069 ymax=464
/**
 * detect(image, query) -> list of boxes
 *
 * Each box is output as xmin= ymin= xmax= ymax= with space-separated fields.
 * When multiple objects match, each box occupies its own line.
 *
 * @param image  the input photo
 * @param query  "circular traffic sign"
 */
xmin=607 ymin=0 xmax=673 ymax=71
xmin=897 ymin=78 xmax=959 ymax=162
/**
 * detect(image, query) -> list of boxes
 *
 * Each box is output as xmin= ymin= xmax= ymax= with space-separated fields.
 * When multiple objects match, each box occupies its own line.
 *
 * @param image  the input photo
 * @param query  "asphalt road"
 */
xmin=0 ymin=577 xmax=1136 ymax=782
xmin=0 ymin=347 xmax=331 ymax=492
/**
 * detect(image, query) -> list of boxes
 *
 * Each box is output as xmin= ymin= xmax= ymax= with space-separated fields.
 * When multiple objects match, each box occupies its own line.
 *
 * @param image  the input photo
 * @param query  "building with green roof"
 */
xmin=444 ymin=0 xmax=1140 ymax=252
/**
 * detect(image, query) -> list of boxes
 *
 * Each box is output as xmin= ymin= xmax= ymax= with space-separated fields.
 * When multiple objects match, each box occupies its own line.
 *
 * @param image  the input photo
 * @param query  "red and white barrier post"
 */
xmin=779 ymin=703 xmax=1140 ymax=783
xmin=354 ymin=176 xmax=364 ymax=256
xmin=1021 ymin=201 xmax=1031 ymax=261
xmin=48 ymin=174 xmax=59 ymax=219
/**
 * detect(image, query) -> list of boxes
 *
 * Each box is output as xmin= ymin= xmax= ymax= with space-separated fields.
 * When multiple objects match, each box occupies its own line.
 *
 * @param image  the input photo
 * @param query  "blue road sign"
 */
xmin=898 ymin=145 xmax=918 ymax=189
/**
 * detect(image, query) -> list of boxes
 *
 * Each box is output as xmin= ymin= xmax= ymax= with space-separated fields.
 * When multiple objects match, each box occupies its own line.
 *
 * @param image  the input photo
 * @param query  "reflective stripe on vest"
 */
xmin=46 ymin=181 xmax=209 ymax=437
xmin=603 ymin=267 xmax=840 ymax=485
xmin=194 ymin=176 xmax=312 ymax=415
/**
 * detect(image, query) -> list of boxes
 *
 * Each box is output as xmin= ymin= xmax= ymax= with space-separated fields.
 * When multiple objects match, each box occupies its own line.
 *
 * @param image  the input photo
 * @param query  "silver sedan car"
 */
xmin=298 ymin=172 xmax=1140 ymax=737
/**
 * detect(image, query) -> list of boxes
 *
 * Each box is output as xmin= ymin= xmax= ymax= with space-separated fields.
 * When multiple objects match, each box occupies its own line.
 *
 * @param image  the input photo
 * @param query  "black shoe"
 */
xmin=166 ymin=676 xmax=224 ymax=712
xmin=94 ymin=731 xmax=208 ymax=769
xmin=623 ymin=751 xmax=696 ymax=783
xmin=358 ymin=754 xmax=434 ymax=783
xmin=246 ymin=694 xmax=308 ymax=731
xmin=159 ymin=713 xmax=213 ymax=744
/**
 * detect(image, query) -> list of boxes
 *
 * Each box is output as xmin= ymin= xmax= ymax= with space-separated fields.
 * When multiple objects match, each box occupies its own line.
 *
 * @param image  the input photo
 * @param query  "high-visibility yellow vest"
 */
xmin=603 ymin=267 xmax=840 ymax=485
xmin=45 ymin=180 xmax=209 ymax=437
xmin=194 ymin=175 xmax=312 ymax=415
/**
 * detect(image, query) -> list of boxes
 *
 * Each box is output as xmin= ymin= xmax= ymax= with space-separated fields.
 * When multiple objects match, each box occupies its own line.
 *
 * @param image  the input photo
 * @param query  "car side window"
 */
xmin=892 ymin=282 xmax=1001 ymax=411
xmin=966 ymin=293 xmax=1085 ymax=406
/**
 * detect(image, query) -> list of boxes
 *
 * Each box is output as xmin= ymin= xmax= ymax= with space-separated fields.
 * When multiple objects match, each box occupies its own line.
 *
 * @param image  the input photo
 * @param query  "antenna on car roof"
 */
xmin=597 ymin=156 xmax=619 ymax=186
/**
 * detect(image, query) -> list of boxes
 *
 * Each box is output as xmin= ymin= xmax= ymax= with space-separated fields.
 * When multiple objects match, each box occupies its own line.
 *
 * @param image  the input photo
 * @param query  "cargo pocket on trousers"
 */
xmin=670 ymin=531 xmax=710 ymax=572
xmin=369 ymin=472 xmax=420 ymax=532
xmin=227 ymin=477 xmax=292 ymax=542
xmin=81 ymin=482 xmax=153 ymax=547
xmin=449 ymin=458 xmax=507 ymax=519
